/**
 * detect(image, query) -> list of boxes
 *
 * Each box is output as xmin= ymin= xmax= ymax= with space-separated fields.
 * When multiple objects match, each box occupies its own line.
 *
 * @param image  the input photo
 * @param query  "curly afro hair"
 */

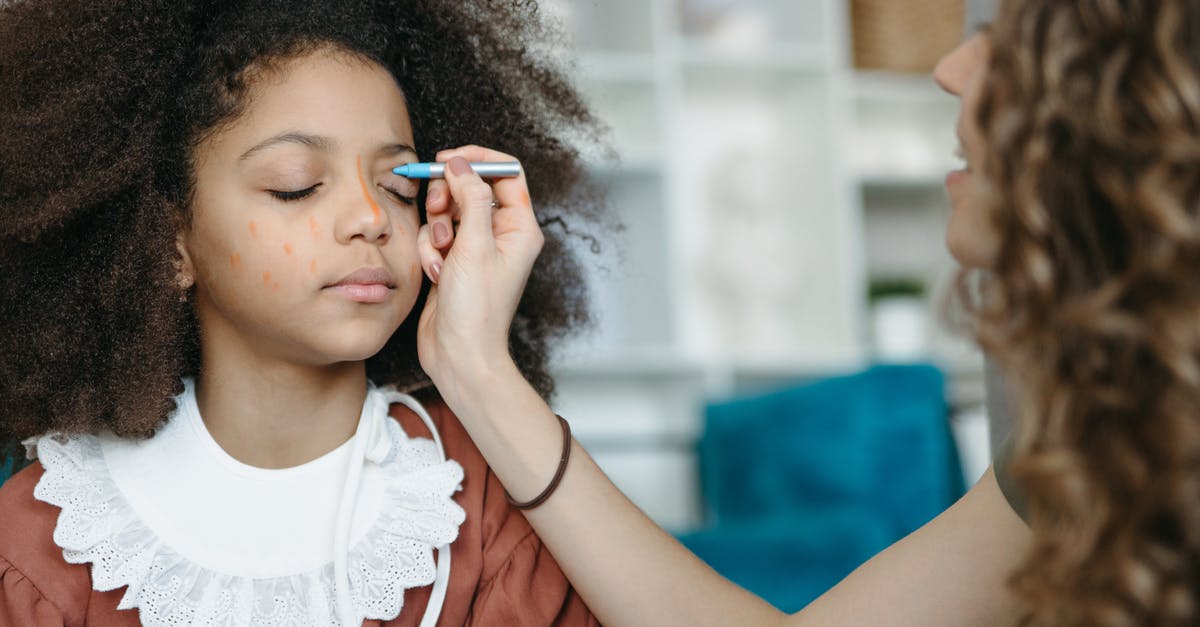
xmin=0 ymin=0 xmax=606 ymax=452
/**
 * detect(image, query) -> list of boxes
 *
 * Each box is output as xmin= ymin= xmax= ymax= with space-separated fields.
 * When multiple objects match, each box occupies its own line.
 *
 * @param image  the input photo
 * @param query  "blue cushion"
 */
xmin=682 ymin=364 xmax=964 ymax=610
xmin=0 ymin=455 xmax=13 ymax=486
xmin=698 ymin=364 xmax=963 ymax=536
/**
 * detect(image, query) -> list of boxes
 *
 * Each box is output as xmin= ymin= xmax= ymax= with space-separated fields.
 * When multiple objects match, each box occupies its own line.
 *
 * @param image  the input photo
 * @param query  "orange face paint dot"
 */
xmin=310 ymin=259 xmax=318 ymax=274
xmin=262 ymin=271 xmax=272 ymax=286
xmin=229 ymin=252 xmax=242 ymax=270
xmin=248 ymin=221 xmax=259 ymax=239
xmin=309 ymin=216 xmax=321 ymax=240
xmin=283 ymin=242 xmax=293 ymax=256
xmin=355 ymin=155 xmax=384 ymax=224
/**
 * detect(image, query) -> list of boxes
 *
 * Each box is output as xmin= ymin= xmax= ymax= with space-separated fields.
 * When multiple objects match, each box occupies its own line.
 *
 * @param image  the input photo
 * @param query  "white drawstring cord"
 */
xmin=332 ymin=386 xmax=454 ymax=627
xmin=381 ymin=390 xmax=453 ymax=627
xmin=332 ymin=390 xmax=376 ymax=626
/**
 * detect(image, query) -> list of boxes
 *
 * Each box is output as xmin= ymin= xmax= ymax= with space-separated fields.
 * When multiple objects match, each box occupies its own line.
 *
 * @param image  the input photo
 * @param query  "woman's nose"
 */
xmin=933 ymin=34 xmax=986 ymax=96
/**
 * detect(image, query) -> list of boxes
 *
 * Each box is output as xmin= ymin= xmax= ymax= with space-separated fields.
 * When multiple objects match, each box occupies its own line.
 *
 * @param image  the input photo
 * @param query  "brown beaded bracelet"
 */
xmin=506 ymin=415 xmax=572 ymax=510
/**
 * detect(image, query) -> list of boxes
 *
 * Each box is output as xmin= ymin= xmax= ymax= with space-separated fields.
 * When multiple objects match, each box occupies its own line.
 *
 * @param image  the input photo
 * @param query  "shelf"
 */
xmin=554 ymin=352 xmax=873 ymax=381
xmin=678 ymin=39 xmax=829 ymax=74
xmin=855 ymin=173 xmax=949 ymax=189
xmin=553 ymin=351 xmax=709 ymax=379
xmin=851 ymin=70 xmax=956 ymax=104
xmin=543 ymin=0 xmax=976 ymax=533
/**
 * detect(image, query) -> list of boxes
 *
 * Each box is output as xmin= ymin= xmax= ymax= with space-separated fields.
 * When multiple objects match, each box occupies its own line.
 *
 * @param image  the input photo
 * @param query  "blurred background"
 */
xmin=543 ymin=0 xmax=985 ymax=610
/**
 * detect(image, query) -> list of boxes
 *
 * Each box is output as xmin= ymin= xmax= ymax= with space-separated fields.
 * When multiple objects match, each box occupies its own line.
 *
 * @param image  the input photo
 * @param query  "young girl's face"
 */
xmin=178 ymin=47 xmax=424 ymax=366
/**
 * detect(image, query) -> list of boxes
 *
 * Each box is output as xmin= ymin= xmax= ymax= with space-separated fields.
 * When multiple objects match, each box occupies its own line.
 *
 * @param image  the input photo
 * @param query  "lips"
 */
xmin=325 ymin=267 xmax=395 ymax=303
xmin=946 ymin=140 xmax=971 ymax=188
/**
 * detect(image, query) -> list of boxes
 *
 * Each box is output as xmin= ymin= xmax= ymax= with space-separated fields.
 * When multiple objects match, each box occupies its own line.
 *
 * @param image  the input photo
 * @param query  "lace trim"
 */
xmin=32 ymin=417 xmax=466 ymax=626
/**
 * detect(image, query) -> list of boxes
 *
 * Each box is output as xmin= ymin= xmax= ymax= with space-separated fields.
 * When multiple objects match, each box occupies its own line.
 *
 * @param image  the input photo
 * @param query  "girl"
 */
xmin=0 ymin=0 xmax=604 ymax=625
xmin=414 ymin=0 xmax=1200 ymax=626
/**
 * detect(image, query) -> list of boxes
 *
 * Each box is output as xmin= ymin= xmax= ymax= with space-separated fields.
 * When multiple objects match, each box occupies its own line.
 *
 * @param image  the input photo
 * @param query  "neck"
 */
xmin=195 ymin=343 xmax=369 ymax=470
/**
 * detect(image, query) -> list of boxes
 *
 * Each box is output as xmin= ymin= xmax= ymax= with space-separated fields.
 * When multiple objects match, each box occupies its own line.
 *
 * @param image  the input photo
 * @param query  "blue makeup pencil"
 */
xmin=393 ymin=161 xmax=522 ymax=179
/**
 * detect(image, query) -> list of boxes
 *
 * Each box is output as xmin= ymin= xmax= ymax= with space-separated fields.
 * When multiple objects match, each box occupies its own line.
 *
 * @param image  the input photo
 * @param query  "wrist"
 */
xmin=437 ymin=351 xmax=528 ymax=413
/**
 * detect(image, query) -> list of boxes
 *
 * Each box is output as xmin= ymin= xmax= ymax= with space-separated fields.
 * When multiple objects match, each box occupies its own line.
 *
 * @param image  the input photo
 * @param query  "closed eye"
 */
xmin=382 ymin=185 xmax=416 ymax=206
xmin=268 ymin=184 xmax=320 ymax=202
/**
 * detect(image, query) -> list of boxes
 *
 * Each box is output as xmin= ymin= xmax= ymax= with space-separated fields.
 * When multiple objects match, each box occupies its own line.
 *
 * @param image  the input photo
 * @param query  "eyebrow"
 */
xmin=239 ymin=132 xmax=334 ymax=161
xmin=238 ymin=132 xmax=418 ymax=161
xmin=378 ymin=143 xmax=419 ymax=159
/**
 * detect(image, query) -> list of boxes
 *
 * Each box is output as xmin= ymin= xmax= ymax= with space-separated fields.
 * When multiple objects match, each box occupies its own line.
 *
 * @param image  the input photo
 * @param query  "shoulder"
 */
xmin=387 ymin=397 xmax=485 ymax=472
xmin=0 ymin=462 xmax=92 ymax=624
xmin=0 ymin=463 xmax=60 ymax=559
xmin=386 ymin=398 xmax=540 ymax=576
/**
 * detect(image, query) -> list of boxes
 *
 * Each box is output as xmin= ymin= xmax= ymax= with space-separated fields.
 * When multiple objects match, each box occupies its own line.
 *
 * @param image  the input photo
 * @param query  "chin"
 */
xmin=946 ymin=233 xmax=997 ymax=271
xmin=309 ymin=326 xmax=400 ymax=364
xmin=945 ymin=205 xmax=999 ymax=270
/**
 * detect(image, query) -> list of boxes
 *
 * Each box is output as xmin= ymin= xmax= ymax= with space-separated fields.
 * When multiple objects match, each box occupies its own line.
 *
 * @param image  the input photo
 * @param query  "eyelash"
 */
xmin=269 ymin=185 xmax=320 ymax=202
xmin=383 ymin=186 xmax=417 ymax=206
xmin=267 ymin=184 xmax=416 ymax=206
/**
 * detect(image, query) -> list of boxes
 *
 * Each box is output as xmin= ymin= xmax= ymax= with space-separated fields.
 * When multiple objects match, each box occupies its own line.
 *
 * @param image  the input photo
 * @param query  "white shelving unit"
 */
xmin=543 ymin=0 xmax=982 ymax=531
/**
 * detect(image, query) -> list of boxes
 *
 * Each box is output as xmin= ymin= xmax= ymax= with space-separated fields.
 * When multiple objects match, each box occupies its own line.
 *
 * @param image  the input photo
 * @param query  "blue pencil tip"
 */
xmin=392 ymin=164 xmax=411 ymax=177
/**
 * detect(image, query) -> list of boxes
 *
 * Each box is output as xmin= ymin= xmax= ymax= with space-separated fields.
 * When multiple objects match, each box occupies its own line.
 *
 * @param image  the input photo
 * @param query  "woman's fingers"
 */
xmin=424 ymin=180 xmax=455 ymax=250
xmin=416 ymin=223 xmax=445 ymax=284
xmin=442 ymin=156 xmax=497 ymax=246
xmin=419 ymin=145 xmax=542 ymax=273
xmin=434 ymin=146 xmax=539 ymax=254
xmin=435 ymin=146 xmax=532 ymax=214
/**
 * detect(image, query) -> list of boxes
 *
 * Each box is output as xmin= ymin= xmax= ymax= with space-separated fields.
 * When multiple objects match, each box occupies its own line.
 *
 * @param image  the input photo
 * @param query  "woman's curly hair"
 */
xmin=0 ymin=0 xmax=605 ymax=450
xmin=966 ymin=0 xmax=1200 ymax=624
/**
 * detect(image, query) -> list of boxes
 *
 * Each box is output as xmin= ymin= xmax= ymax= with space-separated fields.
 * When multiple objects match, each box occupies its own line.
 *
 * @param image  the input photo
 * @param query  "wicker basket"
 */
xmin=851 ymin=0 xmax=965 ymax=74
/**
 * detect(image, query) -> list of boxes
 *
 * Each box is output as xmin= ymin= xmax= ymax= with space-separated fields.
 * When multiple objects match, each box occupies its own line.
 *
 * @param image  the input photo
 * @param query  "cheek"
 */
xmin=224 ymin=222 xmax=314 ymax=294
xmin=396 ymin=209 xmax=420 ymax=235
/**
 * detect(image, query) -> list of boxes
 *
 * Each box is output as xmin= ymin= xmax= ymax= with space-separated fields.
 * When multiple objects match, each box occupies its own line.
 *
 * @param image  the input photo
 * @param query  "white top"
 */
xmin=27 ymin=378 xmax=466 ymax=626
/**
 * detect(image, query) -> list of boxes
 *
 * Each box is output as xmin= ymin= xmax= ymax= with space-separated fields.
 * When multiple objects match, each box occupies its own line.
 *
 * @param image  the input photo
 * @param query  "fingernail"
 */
xmin=427 ymin=188 xmax=442 ymax=206
xmin=431 ymin=262 xmax=442 ymax=284
xmin=448 ymin=157 xmax=471 ymax=176
xmin=433 ymin=222 xmax=451 ymax=246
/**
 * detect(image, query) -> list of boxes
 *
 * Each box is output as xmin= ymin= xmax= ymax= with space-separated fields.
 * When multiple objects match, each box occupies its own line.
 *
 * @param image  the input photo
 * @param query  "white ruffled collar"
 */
xmin=28 ymin=380 xmax=466 ymax=626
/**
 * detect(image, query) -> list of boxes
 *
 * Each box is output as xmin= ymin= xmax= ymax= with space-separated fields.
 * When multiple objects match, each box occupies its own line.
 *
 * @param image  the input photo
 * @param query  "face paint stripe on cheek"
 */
xmin=263 ymin=271 xmax=271 ymax=287
xmin=355 ymin=155 xmax=383 ymax=224
xmin=283 ymin=242 xmax=293 ymax=256
xmin=249 ymin=221 xmax=258 ymax=239
xmin=309 ymin=216 xmax=321 ymax=240
xmin=229 ymin=252 xmax=242 ymax=270
xmin=310 ymin=259 xmax=318 ymax=274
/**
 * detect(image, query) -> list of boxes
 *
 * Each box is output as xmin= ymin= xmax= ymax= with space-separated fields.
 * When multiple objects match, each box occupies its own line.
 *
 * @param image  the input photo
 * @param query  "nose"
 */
xmin=334 ymin=165 xmax=392 ymax=245
xmin=933 ymin=34 xmax=985 ymax=96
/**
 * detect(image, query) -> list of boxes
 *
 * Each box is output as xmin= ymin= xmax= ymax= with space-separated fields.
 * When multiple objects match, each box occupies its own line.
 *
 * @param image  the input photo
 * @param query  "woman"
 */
xmin=418 ymin=0 xmax=1197 ymax=625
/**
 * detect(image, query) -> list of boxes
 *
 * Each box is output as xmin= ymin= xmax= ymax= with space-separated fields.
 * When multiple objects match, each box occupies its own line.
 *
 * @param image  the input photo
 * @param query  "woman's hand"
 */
xmin=415 ymin=146 xmax=543 ymax=405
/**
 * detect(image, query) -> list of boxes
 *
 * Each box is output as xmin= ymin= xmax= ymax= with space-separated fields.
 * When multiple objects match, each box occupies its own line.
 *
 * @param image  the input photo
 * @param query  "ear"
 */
xmin=174 ymin=230 xmax=196 ymax=292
